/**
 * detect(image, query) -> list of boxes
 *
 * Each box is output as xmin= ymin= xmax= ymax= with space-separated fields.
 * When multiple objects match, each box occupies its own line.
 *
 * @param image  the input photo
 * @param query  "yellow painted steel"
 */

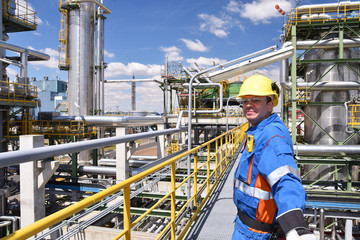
xmin=6 ymin=119 xmax=96 ymax=138
xmin=0 ymin=80 xmax=37 ymax=105
xmin=284 ymin=2 xmax=360 ymax=41
xmin=2 ymin=0 xmax=36 ymax=28
xmin=58 ymin=0 xmax=69 ymax=68
xmin=347 ymin=103 xmax=360 ymax=128
xmin=3 ymin=123 xmax=248 ymax=240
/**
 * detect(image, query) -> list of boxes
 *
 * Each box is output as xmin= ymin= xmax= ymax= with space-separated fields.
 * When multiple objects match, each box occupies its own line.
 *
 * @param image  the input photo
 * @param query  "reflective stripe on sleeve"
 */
xmin=267 ymin=165 xmax=300 ymax=187
xmin=234 ymin=179 xmax=273 ymax=200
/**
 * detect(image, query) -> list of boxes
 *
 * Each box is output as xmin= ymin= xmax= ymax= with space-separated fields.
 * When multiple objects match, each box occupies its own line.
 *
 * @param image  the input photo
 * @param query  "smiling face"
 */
xmin=241 ymin=95 xmax=274 ymax=127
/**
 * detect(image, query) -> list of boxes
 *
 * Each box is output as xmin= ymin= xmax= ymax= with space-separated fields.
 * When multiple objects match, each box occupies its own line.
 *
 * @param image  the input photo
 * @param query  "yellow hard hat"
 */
xmin=238 ymin=75 xmax=280 ymax=106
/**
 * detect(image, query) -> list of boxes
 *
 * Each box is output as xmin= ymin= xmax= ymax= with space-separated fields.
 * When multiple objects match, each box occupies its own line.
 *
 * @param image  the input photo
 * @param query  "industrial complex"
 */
xmin=0 ymin=0 xmax=359 ymax=239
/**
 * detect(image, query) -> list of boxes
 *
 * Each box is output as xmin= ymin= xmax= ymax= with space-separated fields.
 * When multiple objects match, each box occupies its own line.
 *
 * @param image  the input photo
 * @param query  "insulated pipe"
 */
xmin=209 ymin=46 xmax=293 ymax=82
xmin=282 ymin=81 xmax=360 ymax=91
xmin=182 ymin=67 xmax=200 ymax=83
xmin=0 ymin=127 xmax=187 ymax=168
xmin=53 ymin=115 xmax=163 ymax=127
xmin=58 ymin=164 xmax=116 ymax=176
xmin=105 ymin=79 xmax=163 ymax=84
xmin=0 ymin=41 xmax=50 ymax=61
xmin=294 ymin=145 xmax=360 ymax=156
xmin=282 ymin=38 xmax=360 ymax=49
xmin=193 ymin=65 xmax=212 ymax=83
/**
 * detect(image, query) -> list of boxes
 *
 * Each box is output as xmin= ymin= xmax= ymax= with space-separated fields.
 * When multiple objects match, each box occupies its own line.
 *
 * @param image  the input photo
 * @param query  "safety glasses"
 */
xmin=239 ymin=97 xmax=267 ymax=106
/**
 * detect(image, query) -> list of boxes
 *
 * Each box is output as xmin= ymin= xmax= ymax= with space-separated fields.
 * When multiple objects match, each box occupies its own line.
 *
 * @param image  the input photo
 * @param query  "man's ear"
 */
xmin=267 ymin=100 xmax=274 ymax=112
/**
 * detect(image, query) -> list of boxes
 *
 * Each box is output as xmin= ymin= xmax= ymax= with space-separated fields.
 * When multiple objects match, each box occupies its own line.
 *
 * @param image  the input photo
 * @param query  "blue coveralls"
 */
xmin=232 ymin=113 xmax=306 ymax=240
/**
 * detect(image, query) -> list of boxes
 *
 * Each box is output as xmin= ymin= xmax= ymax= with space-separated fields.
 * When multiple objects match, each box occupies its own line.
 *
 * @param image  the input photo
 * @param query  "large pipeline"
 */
xmin=295 ymin=145 xmax=360 ymax=156
xmin=280 ymin=38 xmax=360 ymax=90
xmin=53 ymin=115 xmax=164 ymax=127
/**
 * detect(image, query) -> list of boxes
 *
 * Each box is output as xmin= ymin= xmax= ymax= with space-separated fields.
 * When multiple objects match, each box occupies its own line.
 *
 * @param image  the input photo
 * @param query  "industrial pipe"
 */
xmin=0 ymin=41 xmax=50 ymax=61
xmin=53 ymin=115 xmax=164 ymax=127
xmin=105 ymin=79 xmax=163 ymax=84
xmin=294 ymin=145 xmax=360 ymax=156
xmin=0 ymin=127 xmax=187 ymax=168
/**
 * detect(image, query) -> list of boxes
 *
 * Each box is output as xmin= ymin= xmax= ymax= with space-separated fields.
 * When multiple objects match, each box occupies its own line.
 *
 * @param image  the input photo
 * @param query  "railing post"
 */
xmin=123 ymin=185 xmax=131 ymax=240
xmin=225 ymin=133 xmax=228 ymax=166
xmin=215 ymin=138 xmax=219 ymax=178
xmin=171 ymin=162 xmax=176 ymax=239
xmin=220 ymin=136 xmax=223 ymax=173
xmin=193 ymin=151 xmax=198 ymax=209
xmin=207 ymin=144 xmax=210 ymax=194
xmin=231 ymin=131 xmax=234 ymax=157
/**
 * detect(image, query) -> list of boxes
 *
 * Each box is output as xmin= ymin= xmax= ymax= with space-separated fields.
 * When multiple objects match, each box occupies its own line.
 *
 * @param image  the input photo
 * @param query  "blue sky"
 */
xmin=7 ymin=0 xmax=314 ymax=113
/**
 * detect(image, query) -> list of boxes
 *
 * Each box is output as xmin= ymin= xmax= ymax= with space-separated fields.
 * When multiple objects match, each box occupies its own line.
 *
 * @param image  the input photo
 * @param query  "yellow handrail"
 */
xmin=3 ymin=123 xmax=248 ymax=240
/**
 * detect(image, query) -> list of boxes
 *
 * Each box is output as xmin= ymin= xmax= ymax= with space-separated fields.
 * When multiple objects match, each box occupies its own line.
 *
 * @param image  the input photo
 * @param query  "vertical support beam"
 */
xmin=291 ymin=25 xmax=297 ymax=144
xmin=194 ymin=129 xmax=200 ymax=145
xmin=20 ymin=135 xmax=44 ymax=229
xmin=339 ymin=24 xmax=344 ymax=59
xmin=319 ymin=208 xmax=325 ymax=240
xmin=345 ymin=219 xmax=352 ymax=240
xmin=71 ymin=136 xmax=78 ymax=183
xmin=156 ymin=124 xmax=165 ymax=158
xmin=116 ymin=127 xmax=129 ymax=182
xmin=131 ymin=76 xmax=136 ymax=111
xmin=169 ymin=87 xmax=173 ymax=114
xmin=170 ymin=162 xmax=176 ymax=238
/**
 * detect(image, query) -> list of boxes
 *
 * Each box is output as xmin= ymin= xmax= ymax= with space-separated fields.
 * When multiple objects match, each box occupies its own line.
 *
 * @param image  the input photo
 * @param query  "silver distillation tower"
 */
xmin=303 ymin=37 xmax=360 ymax=180
xmin=64 ymin=0 xmax=110 ymax=116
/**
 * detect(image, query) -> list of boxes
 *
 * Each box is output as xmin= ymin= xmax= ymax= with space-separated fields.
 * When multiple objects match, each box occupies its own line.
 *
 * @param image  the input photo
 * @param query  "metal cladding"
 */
xmin=302 ymin=45 xmax=360 ymax=181
xmin=303 ymin=47 xmax=360 ymax=145
xmin=67 ymin=2 xmax=96 ymax=116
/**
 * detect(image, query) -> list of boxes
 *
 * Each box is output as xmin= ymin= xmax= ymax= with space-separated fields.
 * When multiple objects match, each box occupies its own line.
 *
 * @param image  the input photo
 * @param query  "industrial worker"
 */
xmin=232 ymin=75 xmax=316 ymax=240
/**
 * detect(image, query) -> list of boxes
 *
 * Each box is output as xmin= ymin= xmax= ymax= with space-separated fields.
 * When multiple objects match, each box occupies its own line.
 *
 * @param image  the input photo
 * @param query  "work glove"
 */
xmin=286 ymin=227 xmax=317 ymax=240
xmin=277 ymin=209 xmax=318 ymax=240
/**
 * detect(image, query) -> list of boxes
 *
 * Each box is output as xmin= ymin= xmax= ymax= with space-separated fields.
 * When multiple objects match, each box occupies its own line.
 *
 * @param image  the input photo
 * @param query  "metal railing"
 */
xmin=2 ymin=0 xmax=36 ymax=28
xmin=2 ymin=123 xmax=248 ymax=239
xmin=0 ymin=80 xmax=37 ymax=105
xmin=6 ymin=119 xmax=96 ymax=138
xmin=284 ymin=3 xmax=360 ymax=40
xmin=345 ymin=101 xmax=360 ymax=131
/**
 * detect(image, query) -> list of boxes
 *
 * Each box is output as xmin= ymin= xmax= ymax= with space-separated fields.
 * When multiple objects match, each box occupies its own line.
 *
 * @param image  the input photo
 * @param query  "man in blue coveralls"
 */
xmin=232 ymin=75 xmax=317 ymax=240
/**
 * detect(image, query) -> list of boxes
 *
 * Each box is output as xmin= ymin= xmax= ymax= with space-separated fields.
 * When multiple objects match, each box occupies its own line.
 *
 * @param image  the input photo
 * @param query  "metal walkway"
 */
xmin=184 ymin=152 xmax=240 ymax=239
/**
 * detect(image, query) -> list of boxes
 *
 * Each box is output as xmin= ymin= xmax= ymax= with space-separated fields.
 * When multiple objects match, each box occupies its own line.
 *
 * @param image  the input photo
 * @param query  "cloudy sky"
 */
xmin=7 ymin=0 xmax=312 ymax=113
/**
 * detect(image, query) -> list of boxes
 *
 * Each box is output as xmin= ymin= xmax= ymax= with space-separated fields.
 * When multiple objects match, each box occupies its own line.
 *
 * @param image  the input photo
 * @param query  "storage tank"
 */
xmin=67 ymin=2 xmax=95 ymax=116
xmin=303 ymin=46 xmax=360 ymax=180
xmin=226 ymin=81 xmax=242 ymax=98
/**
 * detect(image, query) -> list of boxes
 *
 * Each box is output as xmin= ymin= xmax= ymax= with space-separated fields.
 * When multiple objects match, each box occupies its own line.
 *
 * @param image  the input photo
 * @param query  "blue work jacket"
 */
xmin=232 ymin=113 xmax=306 ymax=240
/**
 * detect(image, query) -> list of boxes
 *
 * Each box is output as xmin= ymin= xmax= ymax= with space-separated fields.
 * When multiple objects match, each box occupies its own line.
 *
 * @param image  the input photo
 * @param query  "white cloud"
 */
xmin=6 ymin=67 xmax=19 ymax=79
xmin=238 ymin=0 xmax=294 ymax=24
xmin=225 ymin=0 xmax=242 ymax=14
xmin=181 ymin=39 xmax=209 ymax=52
xmin=28 ymin=47 xmax=59 ymax=69
xmin=104 ymin=80 xmax=163 ymax=113
xmin=198 ymin=13 xmax=229 ymax=38
xmin=104 ymin=50 xmax=115 ymax=58
xmin=159 ymin=46 xmax=183 ymax=61
xmin=105 ymin=62 xmax=162 ymax=78
xmin=186 ymin=56 xmax=227 ymax=68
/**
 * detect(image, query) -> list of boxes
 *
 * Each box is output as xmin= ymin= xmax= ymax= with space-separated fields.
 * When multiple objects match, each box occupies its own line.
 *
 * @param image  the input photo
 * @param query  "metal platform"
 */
xmin=184 ymin=152 xmax=240 ymax=239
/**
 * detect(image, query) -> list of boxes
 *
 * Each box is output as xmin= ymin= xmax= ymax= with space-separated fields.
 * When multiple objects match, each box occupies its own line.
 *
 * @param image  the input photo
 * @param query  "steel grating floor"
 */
xmin=184 ymin=153 xmax=241 ymax=239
